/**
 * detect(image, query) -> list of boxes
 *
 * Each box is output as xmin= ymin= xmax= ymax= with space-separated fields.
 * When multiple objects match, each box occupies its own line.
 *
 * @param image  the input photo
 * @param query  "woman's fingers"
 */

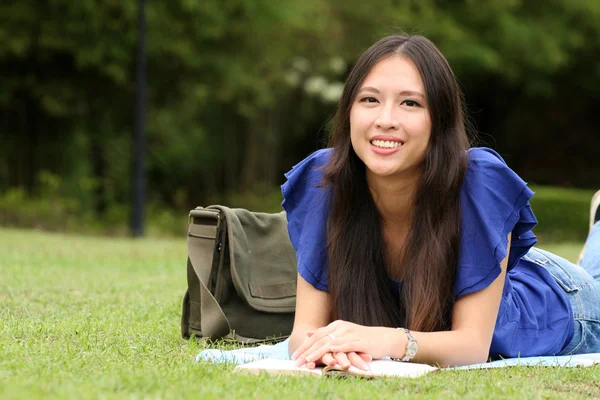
xmin=306 ymin=352 xmax=370 ymax=371
xmin=329 ymin=341 xmax=359 ymax=355
xmin=291 ymin=335 xmax=321 ymax=361
xmin=302 ymin=337 xmax=368 ymax=366
xmin=322 ymin=352 xmax=371 ymax=370
xmin=321 ymin=353 xmax=336 ymax=367
xmin=347 ymin=352 xmax=369 ymax=370
xmin=293 ymin=331 xmax=336 ymax=366
xmin=334 ymin=352 xmax=351 ymax=369
xmin=294 ymin=336 xmax=332 ymax=366
xmin=292 ymin=329 xmax=331 ymax=360
xmin=296 ymin=337 xmax=335 ymax=366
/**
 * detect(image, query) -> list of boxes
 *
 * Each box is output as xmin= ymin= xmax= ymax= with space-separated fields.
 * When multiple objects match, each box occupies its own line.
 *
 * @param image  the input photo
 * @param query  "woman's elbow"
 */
xmin=446 ymin=341 xmax=490 ymax=367
xmin=472 ymin=351 xmax=490 ymax=365
xmin=462 ymin=343 xmax=491 ymax=366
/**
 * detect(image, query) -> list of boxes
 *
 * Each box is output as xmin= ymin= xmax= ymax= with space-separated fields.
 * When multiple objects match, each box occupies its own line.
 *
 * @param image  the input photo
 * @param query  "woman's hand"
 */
xmin=305 ymin=331 xmax=372 ymax=370
xmin=313 ymin=351 xmax=372 ymax=371
xmin=291 ymin=320 xmax=395 ymax=369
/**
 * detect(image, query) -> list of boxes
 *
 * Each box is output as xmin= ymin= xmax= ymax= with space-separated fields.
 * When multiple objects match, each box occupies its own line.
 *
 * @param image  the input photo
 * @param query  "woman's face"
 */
xmin=349 ymin=55 xmax=431 ymax=182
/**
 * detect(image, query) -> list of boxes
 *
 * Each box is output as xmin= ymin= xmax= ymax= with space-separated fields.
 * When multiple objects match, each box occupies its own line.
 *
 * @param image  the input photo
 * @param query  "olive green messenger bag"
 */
xmin=181 ymin=206 xmax=297 ymax=343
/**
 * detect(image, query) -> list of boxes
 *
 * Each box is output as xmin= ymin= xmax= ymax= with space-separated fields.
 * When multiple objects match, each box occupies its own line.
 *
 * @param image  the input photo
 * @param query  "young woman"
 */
xmin=281 ymin=34 xmax=600 ymax=369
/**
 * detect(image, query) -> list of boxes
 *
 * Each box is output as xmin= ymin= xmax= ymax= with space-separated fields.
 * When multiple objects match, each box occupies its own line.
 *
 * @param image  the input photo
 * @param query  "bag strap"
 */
xmin=187 ymin=207 xmax=231 ymax=340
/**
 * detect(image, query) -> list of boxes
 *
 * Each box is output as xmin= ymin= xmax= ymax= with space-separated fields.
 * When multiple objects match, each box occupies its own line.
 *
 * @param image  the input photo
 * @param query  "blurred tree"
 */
xmin=132 ymin=0 xmax=147 ymax=237
xmin=0 ymin=0 xmax=598 ymax=229
xmin=0 ymin=0 xmax=136 ymax=216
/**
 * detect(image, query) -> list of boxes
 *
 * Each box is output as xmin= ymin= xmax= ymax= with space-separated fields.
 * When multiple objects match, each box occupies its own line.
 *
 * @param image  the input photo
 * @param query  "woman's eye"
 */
xmin=359 ymin=97 xmax=378 ymax=103
xmin=402 ymin=100 xmax=421 ymax=107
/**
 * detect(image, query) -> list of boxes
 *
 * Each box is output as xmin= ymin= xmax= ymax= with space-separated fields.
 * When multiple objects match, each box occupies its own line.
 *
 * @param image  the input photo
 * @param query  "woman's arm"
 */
xmin=388 ymin=233 xmax=510 ymax=366
xmin=288 ymin=273 xmax=332 ymax=356
xmin=292 ymin=234 xmax=511 ymax=368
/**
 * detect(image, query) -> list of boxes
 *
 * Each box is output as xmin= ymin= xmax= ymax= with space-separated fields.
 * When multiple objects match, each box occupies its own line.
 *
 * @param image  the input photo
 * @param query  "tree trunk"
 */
xmin=241 ymin=111 xmax=266 ymax=191
xmin=89 ymin=132 xmax=107 ymax=216
xmin=262 ymin=109 xmax=280 ymax=186
xmin=223 ymin=113 xmax=240 ymax=193
xmin=23 ymin=95 xmax=37 ymax=193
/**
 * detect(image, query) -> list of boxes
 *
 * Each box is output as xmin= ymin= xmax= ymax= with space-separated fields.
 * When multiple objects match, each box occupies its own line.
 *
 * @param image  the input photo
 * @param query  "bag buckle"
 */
xmin=189 ymin=208 xmax=221 ymax=228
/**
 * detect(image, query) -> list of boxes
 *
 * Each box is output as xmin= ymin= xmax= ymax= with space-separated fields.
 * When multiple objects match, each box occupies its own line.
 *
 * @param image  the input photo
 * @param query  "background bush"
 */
xmin=529 ymin=186 xmax=595 ymax=243
xmin=0 ymin=182 xmax=594 ymax=243
xmin=1 ymin=1 xmax=599 ymax=239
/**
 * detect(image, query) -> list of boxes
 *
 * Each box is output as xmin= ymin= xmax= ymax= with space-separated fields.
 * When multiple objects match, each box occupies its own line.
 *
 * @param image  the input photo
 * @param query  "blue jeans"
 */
xmin=522 ymin=221 xmax=600 ymax=355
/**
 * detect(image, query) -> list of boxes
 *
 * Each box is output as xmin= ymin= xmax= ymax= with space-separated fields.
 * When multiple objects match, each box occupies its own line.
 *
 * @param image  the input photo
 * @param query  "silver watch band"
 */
xmin=391 ymin=327 xmax=418 ymax=362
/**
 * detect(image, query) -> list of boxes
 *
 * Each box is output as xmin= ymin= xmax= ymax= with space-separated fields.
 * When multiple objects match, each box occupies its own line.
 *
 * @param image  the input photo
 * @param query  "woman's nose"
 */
xmin=375 ymin=106 xmax=399 ymax=130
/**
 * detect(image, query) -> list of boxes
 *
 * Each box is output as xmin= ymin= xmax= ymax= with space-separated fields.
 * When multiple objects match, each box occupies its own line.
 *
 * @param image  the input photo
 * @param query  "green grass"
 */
xmin=1 ymin=228 xmax=598 ymax=399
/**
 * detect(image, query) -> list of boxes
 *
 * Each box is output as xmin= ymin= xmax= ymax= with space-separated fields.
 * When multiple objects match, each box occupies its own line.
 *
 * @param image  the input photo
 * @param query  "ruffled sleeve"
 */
xmin=454 ymin=148 xmax=538 ymax=298
xmin=281 ymin=149 xmax=332 ymax=291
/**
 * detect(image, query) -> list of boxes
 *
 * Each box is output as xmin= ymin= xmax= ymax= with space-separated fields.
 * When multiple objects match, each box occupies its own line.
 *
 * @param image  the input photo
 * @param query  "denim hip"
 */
xmin=522 ymin=247 xmax=600 ymax=355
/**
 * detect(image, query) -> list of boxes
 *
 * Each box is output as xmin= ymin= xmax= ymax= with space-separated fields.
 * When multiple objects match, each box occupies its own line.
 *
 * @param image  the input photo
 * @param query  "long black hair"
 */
xmin=324 ymin=35 xmax=470 ymax=332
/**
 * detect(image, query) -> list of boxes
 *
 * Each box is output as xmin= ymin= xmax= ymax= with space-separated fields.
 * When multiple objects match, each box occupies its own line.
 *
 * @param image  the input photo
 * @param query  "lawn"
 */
xmin=1 ymin=227 xmax=598 ymax=399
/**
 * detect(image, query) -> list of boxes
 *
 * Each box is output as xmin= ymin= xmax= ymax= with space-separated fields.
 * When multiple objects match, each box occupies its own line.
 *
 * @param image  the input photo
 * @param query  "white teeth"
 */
xmin=371 ymin=140 xmax=402 ymax=149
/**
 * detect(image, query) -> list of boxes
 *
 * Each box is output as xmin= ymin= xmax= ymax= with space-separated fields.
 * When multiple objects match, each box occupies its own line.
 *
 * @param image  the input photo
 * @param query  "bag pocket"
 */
xmin=230 ymin=255 xmax=297 ymax=313
xmin=228 ymin=210 xmax=298 ymax=313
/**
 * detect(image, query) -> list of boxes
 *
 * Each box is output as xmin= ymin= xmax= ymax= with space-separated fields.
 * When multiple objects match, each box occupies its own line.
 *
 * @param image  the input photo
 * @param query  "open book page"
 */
xmin=234 ymin=358 xmax=438 ymax=378
xmin=323 ymin=359 xmax=438 ymax=378
xmin=234 ymin=359 xmax=323 ymax=377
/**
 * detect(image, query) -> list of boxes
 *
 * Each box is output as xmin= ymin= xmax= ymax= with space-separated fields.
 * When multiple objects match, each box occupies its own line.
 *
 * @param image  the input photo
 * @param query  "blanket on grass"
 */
xmin=196 ymin=339 xmax=600 ymax=369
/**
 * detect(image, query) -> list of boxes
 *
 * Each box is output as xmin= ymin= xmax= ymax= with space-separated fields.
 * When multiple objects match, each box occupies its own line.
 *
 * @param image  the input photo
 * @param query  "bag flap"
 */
xmin=209 ymin=206 xmax=297 ymax=313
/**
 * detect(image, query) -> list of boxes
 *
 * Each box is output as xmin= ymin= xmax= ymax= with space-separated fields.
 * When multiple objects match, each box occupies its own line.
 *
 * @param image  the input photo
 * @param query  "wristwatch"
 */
xmin=395 ymin=328 xmax=418 ymax=362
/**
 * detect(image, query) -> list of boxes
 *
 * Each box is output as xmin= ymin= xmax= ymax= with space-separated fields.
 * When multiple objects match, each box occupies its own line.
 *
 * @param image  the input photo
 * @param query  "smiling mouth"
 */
xmin=370 ymin=139 xmax=402 ymax=149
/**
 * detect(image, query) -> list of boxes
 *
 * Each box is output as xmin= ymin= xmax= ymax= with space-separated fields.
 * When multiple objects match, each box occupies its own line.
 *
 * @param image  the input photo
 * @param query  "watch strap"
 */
xmin=391 ymin=327 xmax=418 ymax=362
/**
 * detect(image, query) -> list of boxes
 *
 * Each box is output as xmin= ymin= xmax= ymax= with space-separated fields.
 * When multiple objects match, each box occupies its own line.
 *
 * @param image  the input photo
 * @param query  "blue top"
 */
xmin=281 ymin=147 xmax=574 ymax=358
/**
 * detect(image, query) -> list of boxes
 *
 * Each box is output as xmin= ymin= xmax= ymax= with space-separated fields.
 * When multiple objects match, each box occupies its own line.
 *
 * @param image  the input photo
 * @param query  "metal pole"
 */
xmin=132 ymin=0 xmax=146 ymax=237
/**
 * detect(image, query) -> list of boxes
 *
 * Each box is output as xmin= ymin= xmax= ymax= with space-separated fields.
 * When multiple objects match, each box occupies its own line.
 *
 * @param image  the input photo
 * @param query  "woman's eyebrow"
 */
xmin=358 ymin=86 xmax=381 ymax=94
xmin=358 ymin=86 xmax=425 ymax=99
xmin=398 ymin=90 xmax=425 ymax=100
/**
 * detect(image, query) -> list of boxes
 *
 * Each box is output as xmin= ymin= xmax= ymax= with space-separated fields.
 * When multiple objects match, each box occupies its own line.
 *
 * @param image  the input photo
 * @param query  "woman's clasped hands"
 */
xmin=291 ymin=320 xmax=395 ymax=371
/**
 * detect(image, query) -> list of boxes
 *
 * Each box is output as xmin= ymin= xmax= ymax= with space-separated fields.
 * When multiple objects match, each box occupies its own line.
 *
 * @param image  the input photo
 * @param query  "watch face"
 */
xmin=407 ymin=341 xmax=418 ymax=356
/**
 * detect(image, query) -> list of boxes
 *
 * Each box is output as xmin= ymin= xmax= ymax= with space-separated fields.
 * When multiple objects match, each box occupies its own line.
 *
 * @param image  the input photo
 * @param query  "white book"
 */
xmin=234 ymin=358 xmax=438 ymax=379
